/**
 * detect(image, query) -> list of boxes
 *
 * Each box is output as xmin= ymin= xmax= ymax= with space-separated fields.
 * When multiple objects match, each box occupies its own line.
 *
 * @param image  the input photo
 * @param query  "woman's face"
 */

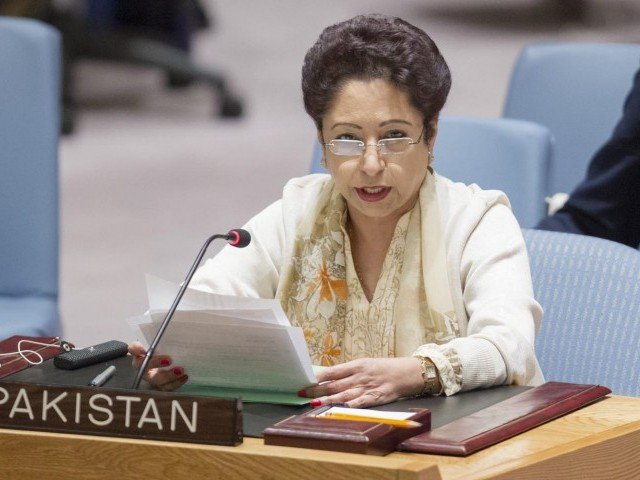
xmin=321 ymin=78 xmax=435 ymax=224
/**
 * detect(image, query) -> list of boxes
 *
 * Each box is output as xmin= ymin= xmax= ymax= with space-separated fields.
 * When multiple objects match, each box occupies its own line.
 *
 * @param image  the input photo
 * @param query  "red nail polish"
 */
xmin=310 ymin=399 xmax=322 ymax=407
xmin=173 ymin=367 xmax=184 ymax=376
xmin=297 ymin=389 xmax=307 ymax=397
xmin=160 ymin=358 xmax=170 ymax=366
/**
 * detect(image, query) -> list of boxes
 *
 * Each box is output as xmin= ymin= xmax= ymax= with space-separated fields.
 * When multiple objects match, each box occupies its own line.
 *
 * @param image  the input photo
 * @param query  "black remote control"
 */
xmin=53 ymin=340 xmax=129 ymax=370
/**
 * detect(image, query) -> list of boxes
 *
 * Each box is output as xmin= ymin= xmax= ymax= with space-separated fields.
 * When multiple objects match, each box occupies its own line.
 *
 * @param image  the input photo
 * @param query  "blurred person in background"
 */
xmin=538 ymin=66 xmax=640 ymax=249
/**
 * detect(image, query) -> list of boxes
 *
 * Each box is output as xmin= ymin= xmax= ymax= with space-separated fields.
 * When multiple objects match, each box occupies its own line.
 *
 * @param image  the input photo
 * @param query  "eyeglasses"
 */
xmin=324 ymin=127 xmax=424 ymax=157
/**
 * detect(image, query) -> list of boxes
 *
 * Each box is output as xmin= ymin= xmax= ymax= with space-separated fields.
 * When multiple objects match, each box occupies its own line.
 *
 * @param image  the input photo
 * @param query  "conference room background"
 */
xmin=58 ymin=0 xmax=640 ymax=347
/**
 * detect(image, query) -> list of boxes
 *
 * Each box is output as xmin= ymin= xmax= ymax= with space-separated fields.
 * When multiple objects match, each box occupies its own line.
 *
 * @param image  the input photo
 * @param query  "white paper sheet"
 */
xmin=317 ymin=407 xmax=415 ymax=420
xmin=137 ymin=320 xmax=315 ymax=391
xmin=145 ymin=274 xmax=290 ymax=326
xmin=148 ymin=308 xmax=285 ymax=326
xmin=130 ymin=276 xmax=317 ymax=393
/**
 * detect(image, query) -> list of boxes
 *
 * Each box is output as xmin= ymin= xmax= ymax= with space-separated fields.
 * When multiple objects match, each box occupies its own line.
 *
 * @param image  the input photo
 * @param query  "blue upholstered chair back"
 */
xmin=433 ymin=116 xmax=551 ymax=228
xmin=523 ymin=228 xmax=640 ymax=396
xmin=0 ymin=18 xmax=61 ymax=337
xmin=311 ymin=116 xmax=552 ymax=228
xmin=310 ymin=142 xmax=325 ymax=175
xmin=504 ymin=42 xmax=640 ymax=196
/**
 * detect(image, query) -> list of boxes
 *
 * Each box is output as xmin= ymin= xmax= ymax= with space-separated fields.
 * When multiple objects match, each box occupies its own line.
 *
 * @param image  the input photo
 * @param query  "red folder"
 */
xmin=0 ymin=335 xmax=62 ymax=378
xmin=399 ymin=381 xmax=611 ymax=456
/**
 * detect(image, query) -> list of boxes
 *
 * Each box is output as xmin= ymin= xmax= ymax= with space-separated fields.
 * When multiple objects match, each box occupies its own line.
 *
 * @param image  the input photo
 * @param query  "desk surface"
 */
xmin=6 ymin=354 xmax=529 ymax=437
xmin=0 ymin=394 xmax=638 ymax=480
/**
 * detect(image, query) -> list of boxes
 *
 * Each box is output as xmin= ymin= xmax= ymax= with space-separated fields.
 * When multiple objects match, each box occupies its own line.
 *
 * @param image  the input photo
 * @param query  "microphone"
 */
xmin=131 ymin=228 xmax=251 ymax=389
xmin=226 ymin=228 xmax=251 ymax=248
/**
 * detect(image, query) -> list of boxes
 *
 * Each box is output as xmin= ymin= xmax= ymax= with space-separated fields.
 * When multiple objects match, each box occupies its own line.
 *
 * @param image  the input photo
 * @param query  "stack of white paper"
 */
xmin=129 ymin=275 xmax=317 ymax=403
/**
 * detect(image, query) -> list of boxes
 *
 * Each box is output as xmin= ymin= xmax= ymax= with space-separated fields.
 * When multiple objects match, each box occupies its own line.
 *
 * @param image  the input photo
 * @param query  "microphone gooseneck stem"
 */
xmin=131 ymin=233 xmax=228 ymax=389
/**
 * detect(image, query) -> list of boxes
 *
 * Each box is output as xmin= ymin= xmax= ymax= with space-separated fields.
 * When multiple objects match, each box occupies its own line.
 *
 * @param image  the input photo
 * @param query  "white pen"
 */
xmin=89 ymin=365 xmax=116 ymax=387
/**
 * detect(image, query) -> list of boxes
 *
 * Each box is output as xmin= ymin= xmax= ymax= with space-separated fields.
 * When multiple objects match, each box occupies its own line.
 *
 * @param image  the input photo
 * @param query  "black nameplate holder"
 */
xmin=0 ymin=380 xmax=242 ymax=446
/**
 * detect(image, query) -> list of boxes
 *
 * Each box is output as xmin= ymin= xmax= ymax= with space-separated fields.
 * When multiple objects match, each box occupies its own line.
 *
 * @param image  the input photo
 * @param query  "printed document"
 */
xmin=129 ymin=275 xmax=317 ymax=404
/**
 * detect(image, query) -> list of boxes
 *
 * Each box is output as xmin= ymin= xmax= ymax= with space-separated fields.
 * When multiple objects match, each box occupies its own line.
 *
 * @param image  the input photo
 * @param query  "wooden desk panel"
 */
xmin=413 ymin=395 xmax=640 ymax=479
xmin=0 ymin=396 xmax=638 ymax=480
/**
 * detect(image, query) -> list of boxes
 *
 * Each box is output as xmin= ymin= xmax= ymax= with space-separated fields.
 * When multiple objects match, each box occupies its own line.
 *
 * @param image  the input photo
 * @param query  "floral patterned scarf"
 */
xmin=278 ymin=171 xmax=459 ymax=366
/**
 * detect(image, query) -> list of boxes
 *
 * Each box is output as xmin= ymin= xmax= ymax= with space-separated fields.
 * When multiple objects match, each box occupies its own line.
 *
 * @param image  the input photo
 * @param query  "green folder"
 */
xmin=179 ymin=366 xmax=327 ymax=405
xmin=180 ymin=385 xmax=310 ymax=405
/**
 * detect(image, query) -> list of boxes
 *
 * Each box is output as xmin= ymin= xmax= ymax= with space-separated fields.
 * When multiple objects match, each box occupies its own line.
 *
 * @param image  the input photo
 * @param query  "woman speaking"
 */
xmin=131 ymin=14 xmax=543 ymax=407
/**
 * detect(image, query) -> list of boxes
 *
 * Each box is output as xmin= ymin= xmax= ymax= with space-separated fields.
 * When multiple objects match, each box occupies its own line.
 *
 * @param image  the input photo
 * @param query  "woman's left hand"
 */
xmin=301 ymin=357 xmax=424 ymax=408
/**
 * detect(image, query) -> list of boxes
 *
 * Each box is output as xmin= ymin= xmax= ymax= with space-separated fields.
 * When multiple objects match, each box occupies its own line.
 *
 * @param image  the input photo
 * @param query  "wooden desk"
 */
xmin=0 ymin=395 xmax=638 ymax=480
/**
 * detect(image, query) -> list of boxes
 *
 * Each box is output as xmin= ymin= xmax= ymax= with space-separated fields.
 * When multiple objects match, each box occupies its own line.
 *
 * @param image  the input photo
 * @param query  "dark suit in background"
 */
xmin=537 ymin=66 xmax=640 ymax=249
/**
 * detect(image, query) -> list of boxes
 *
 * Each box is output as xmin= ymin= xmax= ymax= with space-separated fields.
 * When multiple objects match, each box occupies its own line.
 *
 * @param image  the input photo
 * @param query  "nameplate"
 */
xmin=0 ymin=381 xmax=242 ymax=446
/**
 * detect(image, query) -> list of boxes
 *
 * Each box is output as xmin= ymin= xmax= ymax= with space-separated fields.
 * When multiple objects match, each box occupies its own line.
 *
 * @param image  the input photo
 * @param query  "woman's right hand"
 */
xmin=128 ymin=341 xmax=189 ymax=391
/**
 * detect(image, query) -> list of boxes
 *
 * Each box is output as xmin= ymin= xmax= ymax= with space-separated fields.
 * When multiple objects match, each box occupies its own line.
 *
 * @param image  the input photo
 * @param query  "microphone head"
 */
xmin=227 ymin=229 xmax=251 ymax=248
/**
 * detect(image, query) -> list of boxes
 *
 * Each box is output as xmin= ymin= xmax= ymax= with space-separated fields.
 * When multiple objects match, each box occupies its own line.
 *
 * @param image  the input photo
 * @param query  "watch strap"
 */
xmin=415 ymin=355 xmax=441 ymax=395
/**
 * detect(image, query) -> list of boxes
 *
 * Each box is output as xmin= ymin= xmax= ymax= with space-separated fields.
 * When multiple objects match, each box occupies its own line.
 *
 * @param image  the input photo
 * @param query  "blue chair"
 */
xmin=0 ymin=18 xmax=61 ymax=338
xmin=433 ymin=116 xmax=551 ymax=228
xmin=310 ymin=142 xmax=325 ymax=175
xmin=312 ymin=116 xmax=553 ymax=228
xmin=504 ymin=42 xmax=640 ymax=197
xmin=523 ymin=228 xmax=640 ymax=397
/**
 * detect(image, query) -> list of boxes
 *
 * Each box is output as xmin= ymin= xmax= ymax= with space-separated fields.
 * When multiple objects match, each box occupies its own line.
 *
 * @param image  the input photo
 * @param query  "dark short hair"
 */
xmin=302 ymin=14 xmax=451 ymax=141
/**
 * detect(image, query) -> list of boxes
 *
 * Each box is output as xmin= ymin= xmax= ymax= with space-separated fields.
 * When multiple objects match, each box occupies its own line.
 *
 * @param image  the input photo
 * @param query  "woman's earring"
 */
xmin=320 ymin=155 xmax=327 ymax=168
xmin=428 ymin=151 xmax=435 ymax=164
